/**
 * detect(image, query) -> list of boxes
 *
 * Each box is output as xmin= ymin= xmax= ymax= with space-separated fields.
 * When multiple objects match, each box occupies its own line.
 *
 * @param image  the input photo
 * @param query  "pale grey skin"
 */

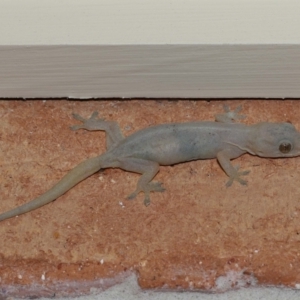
xmin=1 ymin=106 xmax=300 ymax=222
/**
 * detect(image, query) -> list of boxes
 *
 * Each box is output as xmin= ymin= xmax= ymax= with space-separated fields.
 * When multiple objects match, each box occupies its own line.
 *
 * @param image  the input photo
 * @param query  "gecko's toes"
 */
xmin=144 ymin=195 xmax=151 ymax=206
xmin=241 ymin=170 xmax=250 ymax=176
xmin=148 ymin=182 xmax=165 ymax=193
xmin=127 ymin=191 xmax=138 ymax=200
xmin=72 ymin=113 xmax=86 ymax=122
xmin=223 ymin=104 xmax=230 ymax=113
xmin=70 ymin=125 xmax=82 ymax=131
xmin=90 ymin=111 xmax=99 ymax=119
xmin=225 ymin=178 xmax=234 ymax=187
xmin=226 ymin=169 xmax=250 ymax=187
xmin=234 ymin=105 xmax=242 ymax=112
xmin=238 ymin=178 xmax=248 ymax=186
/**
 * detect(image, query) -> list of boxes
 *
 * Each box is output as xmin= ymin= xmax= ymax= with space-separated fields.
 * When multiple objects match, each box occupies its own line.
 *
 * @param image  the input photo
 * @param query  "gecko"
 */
xmin=0 ymin=106 xmax=300 ymax=222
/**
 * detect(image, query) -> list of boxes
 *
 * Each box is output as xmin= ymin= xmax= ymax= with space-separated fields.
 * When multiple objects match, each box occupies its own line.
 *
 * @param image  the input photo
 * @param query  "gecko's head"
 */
xmin=249 ymin=122 xmax=300 ymax=158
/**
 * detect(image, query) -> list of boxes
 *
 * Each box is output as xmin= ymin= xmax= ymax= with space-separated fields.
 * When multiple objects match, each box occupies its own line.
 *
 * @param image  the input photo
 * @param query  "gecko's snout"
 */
xmin=292 ymin=135 xmax=300 ymax=156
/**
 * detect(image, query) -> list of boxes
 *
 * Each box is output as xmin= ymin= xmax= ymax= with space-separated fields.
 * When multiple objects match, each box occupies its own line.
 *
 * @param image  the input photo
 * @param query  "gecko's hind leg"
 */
xmin=118 ymin=157 xmax=165 ymax=206
xmin=70 ymin=111 xmax=124 ymax=149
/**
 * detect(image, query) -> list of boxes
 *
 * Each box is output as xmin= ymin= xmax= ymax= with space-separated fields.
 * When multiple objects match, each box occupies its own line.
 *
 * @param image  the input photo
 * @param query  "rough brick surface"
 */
xmin=1 ymin=100 xmax=300 ymax=297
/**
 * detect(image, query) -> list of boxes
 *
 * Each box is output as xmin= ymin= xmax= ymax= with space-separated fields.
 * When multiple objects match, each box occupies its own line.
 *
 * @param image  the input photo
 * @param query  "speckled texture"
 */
xmin=1 ymin=100 xmax=300 ymax=297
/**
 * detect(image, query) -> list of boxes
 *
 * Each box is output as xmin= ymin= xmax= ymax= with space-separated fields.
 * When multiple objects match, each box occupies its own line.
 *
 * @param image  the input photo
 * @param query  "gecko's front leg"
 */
xmin=70 ymin=111 xmax=124 ymax=149
xmin=217 ymin=150 xmax=250 ymax=187
xmin=215 ymin=105 xmax=246 ymax=123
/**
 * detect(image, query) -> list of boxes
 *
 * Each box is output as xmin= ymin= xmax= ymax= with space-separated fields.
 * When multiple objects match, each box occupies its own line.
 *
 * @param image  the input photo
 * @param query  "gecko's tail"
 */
xmin=0 ymin=154 xmax=108 ymax=222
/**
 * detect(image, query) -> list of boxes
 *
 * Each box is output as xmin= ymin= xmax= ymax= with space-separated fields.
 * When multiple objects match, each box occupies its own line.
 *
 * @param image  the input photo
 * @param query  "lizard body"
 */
xmin=1 ymin=107 xmax=300 ymax=222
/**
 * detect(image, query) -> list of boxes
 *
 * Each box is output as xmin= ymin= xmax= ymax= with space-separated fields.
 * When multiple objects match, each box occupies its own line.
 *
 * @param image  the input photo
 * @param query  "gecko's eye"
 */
xmin=279 ymin=141 xmax=292 ymax=153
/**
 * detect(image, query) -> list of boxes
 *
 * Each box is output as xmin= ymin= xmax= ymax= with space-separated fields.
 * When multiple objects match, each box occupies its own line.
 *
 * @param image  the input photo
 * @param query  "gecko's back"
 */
xmin=108 ymin=121 xmax=250 ymax=165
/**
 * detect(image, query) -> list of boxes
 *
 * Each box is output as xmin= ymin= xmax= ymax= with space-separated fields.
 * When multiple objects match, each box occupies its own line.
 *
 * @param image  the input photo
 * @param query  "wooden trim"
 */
xmin=0 ymin=1 xmax=300 ymax=98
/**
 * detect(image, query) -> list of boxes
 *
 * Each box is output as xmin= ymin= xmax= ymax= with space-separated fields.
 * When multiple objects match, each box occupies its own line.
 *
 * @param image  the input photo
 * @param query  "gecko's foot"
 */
xmin=70 ymin=111 xmax=106 ymax=131
xmin=147 ymin=182 xmax=166 ymax=193
xmin=143 ymin=182 xmax=165 ymax=206
xmin=127 ymin=191 xmax=151 ymax=206
xmin=215 ymin=105 xmax=246 ymax=123
xmin=226 ymin=166 xmax=250 ymax=187
xmin=127 ymin=182 xmax=165 ymax=205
